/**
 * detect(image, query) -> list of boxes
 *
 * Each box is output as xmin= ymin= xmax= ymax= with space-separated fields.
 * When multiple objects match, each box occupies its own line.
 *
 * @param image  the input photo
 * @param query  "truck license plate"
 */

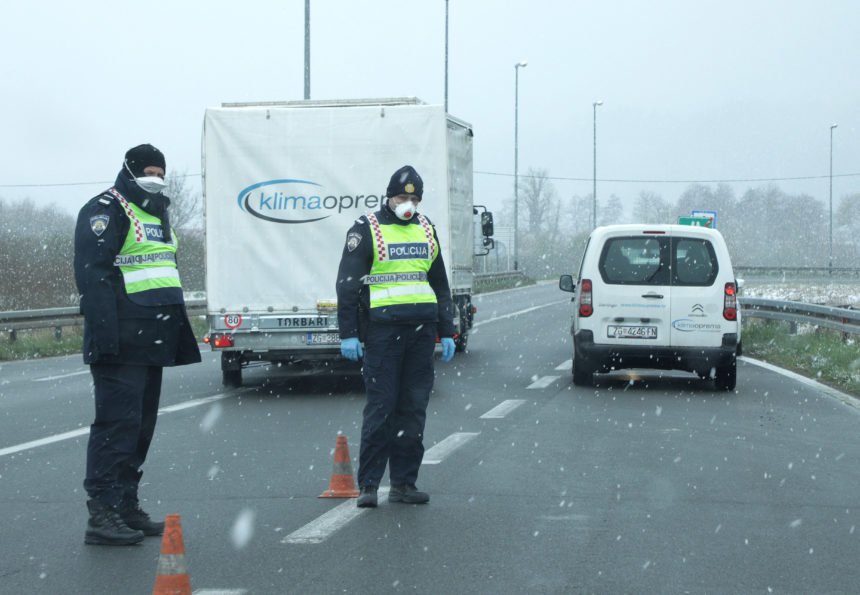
xmin=607 ymin=325 xmax=657 ymax=339
xmin=306 ymin=332 xmax=341 ymax=345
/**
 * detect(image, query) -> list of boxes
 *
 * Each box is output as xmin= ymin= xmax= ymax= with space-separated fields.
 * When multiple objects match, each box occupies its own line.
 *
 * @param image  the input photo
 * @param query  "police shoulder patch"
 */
xmin=90 ymin=214 xmax=110 ymax=236
xmin=346 ymin=231 xmax=362 ymax=252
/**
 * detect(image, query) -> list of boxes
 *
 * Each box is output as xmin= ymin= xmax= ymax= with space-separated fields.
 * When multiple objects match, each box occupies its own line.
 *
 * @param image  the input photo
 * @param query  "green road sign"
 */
xmin=678 ymin=216 xmax=712 ymax=227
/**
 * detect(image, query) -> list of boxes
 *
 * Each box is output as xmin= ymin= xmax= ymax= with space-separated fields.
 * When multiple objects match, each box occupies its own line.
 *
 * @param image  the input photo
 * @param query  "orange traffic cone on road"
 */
xmin=319 ymin=435 xmax=360 ymax=498
xmin=152 ymin=514 xmax=191 ymax=595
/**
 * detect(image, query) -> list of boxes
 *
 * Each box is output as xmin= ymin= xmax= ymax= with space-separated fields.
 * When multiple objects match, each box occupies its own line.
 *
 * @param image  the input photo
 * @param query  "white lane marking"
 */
xmin=480 ymin=399 xmax=526 ymax=419
xmin=527 ymin=375 xmax=561 ymax=389
xmin=193 ymin=590 xmax=248 ymax=594
xmin=282 ymin=488 xmax=390 ymax=544
xmin=471 ymin=300 xmax=568 ymax=329
xmin=0 ymin=392 xmax=239 ymax=458
xmin=423 ymin=432 xmax=480 ymax=464
xmin=32 ymin=369 xmax=90 ymax=382
xmin=740 ymin=357 xmax=860 ymax=412
xmin=555 ymin=359 xmax=572 ymax=371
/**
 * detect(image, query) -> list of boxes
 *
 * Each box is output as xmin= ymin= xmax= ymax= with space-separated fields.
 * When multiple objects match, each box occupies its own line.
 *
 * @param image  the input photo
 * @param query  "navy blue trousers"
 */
xmin=358 ymin=323 xmax=436 ymax=488
xmin=84 ymin=364 xmax=162 ymax=507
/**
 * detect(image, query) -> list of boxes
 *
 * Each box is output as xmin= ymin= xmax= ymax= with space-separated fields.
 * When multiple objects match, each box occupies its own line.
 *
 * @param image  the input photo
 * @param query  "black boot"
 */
xmin=356 ymin=485 xmax=378 ymax=508
xmin=389 ymin=484 xmax=430 ymax=504
xmin=120 ymin=498 xmax=164 ymax=536
xmin=85 ymin=500 xmax=145 ymax=545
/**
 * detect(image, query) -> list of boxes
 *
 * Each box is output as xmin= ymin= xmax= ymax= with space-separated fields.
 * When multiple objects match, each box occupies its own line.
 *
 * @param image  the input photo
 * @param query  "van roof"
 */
xmin=591 ymin=223 xmax=724 ymax=240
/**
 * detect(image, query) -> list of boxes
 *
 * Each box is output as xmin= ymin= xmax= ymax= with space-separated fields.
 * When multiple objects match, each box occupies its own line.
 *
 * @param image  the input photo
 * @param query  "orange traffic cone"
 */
xmin=152 ymin=514 xmax=191 ymax=595
xmin=319 ymin=435 xmax=360 ymax=498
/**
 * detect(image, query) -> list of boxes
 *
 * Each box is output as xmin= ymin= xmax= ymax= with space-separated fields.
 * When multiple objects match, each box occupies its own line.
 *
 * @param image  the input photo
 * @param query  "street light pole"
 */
xmin=592 ymin=100 xmax=603 ymax=229
xmin=829 ymin=123 xmax=838 ymax=274
xmin=304 ymin=0 xmax=310 ymax=99
xmin=444 ymin=0 xmax=449 ymax=112
xmin=513 ymin=60 xmax=527 ymax=271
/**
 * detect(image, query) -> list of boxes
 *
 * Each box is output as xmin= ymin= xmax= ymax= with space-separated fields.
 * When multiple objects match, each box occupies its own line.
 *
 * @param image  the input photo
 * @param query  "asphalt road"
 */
xmin=1 ymin=282 xmax=858 ymax=594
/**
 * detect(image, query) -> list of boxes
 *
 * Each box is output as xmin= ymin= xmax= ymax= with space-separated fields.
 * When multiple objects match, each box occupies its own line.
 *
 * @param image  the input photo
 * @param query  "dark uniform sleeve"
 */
xmin=428 ymin=226 xmax=455 ymax=338
xmin=73 ymin=196 xmax=127 ymax=357
xmin=336 ymin=218 xmax=372 ymax=340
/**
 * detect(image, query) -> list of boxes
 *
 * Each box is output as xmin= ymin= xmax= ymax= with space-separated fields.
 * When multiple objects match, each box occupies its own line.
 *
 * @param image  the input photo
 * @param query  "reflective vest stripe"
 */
xmin=123 ymin=267 xmax=181 ymax=284
xmin=363 ymin=272 xmax=428 ymax=285
xmin=371 ymin=284 xmax=436 ymax=301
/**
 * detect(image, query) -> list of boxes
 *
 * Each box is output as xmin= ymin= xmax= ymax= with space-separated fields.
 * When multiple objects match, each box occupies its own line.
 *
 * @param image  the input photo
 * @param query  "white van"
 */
xmin=559 ymin=224 xmax=741 ymax=390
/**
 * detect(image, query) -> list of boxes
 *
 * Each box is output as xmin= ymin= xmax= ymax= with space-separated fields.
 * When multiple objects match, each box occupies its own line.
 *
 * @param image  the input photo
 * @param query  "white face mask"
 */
xmin=124 ymin=161 xmax=166 ymax=194
xmin=392 ymin=200 xmax=417 ymax=221
xmin=135 ymin=176 xmax=167 ymax=194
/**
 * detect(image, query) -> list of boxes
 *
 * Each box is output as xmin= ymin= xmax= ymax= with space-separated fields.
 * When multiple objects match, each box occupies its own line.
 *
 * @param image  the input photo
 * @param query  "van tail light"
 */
xmin=579 ymin=278 xmax=593 ymax=317
xmin=723 ymin=282 xmax=737 ymax=321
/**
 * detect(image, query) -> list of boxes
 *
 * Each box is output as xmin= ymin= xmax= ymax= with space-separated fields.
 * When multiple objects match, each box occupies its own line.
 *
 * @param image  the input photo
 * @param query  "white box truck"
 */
xmin=202 ymin=98 xmax=494 ymax=386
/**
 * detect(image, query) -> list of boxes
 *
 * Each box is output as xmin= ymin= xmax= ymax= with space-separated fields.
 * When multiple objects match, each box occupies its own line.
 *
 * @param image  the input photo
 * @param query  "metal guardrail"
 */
xmin=0 ymin=300 xmax=207 ymax=342
xmin=4 ymin=285 xmax=858 ymax=342
xmin=739 ymin=297 xmax=860 ymax=336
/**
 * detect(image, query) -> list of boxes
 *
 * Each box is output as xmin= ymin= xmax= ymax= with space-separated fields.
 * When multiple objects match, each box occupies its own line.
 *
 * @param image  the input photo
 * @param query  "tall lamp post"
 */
xmin=592 ymin=100 xmax=603 ymax=229
xmin=513 ymin=60 xmax=527 ymax=271
xmin=444 ymin=0 xmax=449 ymax=112
xmin=304 ymin=0 xmax=310 ymax=99
xmin=829 ymin=123 xmax=838 ymax=274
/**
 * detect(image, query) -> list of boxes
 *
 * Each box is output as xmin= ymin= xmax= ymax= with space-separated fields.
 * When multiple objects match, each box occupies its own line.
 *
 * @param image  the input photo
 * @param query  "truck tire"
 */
xmin=222 ymin=369 xmax=242 ymax=388
xmin=455 ymin=327 xmax=469 ymax=352
xmin=221 ymin=351 xmax=243 ymax=388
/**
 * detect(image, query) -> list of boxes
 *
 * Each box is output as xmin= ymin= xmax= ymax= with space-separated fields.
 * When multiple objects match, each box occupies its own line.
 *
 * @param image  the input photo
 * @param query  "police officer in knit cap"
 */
xmin=336 ymin=165 xmax=456 ymax=508
xmin=73 ymin=144 xmax=201 ymax=545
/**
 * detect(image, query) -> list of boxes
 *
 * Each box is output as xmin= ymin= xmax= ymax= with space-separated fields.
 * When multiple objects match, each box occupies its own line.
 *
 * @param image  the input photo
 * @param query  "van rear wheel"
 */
xmin=572 ymin=355 xmax=595 ymax=387
xmin=714 ymin=360 xmax=736 ymax=391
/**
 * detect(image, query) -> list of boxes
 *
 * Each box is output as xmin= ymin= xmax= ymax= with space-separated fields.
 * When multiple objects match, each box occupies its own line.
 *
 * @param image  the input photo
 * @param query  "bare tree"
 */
xmin=166 ymin=170 xmax=202 ymax=231
xmin=633 ymin=191 xmax=672 ymax=223
xmin=518 ymin=167 xmax=557 ymax=233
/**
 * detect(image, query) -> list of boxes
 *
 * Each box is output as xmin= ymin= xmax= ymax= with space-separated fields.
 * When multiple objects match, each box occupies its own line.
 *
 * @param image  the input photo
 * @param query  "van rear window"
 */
xmin=598 ymin=236 xmax=718 ymax=286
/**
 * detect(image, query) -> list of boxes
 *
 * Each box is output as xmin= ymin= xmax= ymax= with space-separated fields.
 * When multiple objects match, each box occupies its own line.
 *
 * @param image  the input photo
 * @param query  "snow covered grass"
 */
xmin=743 ymin=319 xmax=860 ymax=397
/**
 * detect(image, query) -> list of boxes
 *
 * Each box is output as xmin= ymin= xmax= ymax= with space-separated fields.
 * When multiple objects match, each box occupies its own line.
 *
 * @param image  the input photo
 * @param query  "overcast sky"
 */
xmin=1 ymin=0 xmax=858 ymax=220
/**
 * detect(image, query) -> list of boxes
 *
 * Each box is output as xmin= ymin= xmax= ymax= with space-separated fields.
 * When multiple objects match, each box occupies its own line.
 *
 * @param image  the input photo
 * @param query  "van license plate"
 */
xmin=607 ymin=325 xmax=657 ymax=339
xmin=306 ymin=332 xmax=341 ymax=345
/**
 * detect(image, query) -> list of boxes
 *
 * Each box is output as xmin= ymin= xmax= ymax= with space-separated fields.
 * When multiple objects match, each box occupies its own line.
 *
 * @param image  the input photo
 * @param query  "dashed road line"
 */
xmin=480 ymin=399 xmax=526 ymax=419
xmin=32 ymin=369 xmax=90 ymax=382
xmin=555 ymin=359 xmax=572 ymax=371
xmin=0 ymin=392 xmax=240 ymax=458
xmin=422 ymin=432 xmax=480 ymax=464
xmin=282 ymin=489 xmax=390 ymax=544
xmin=527 ymin=375 xmax=561 ymax=389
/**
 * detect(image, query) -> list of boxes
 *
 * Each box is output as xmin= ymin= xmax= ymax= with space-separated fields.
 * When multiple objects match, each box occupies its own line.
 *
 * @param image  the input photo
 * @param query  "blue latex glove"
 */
xmin=340 ymin=337 xmax=363 ymax=361
xmin=440 ymin=337 xmax=456 ymax=362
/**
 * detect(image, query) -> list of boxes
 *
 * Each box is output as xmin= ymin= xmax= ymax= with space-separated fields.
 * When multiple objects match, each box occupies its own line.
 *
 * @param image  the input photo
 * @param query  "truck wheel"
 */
xmin=222 ymin=369 xmax=242 ymax=388
xmin=572 ymin=355 xmax=594 ymax=387
xmin=714 ymin=360 xmax=736 ymax=391
xmin=455 ymin=330 xmax=468 ymax=352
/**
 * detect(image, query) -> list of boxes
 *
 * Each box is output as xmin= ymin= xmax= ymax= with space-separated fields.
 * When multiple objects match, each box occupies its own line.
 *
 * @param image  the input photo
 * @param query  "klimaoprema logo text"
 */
xmin=237 ymin=179 xmax=385 ymax=223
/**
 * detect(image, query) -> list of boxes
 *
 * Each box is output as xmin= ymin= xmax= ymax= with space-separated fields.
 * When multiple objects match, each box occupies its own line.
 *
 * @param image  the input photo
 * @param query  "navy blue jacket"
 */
xmin=336 ymin=203 xmax=455 ymax=340
xmin=73 ymin=172 xmax=201 ymax=366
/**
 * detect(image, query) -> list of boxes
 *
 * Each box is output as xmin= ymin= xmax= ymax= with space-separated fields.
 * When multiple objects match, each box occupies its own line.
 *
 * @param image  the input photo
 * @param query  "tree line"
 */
xmin=0 ymin=172 xmax=204 ymax=310
xmin=501 ymin=167 xmax=860 ymax=279
xmin=2 ymin=169 xmax=859 ymax=310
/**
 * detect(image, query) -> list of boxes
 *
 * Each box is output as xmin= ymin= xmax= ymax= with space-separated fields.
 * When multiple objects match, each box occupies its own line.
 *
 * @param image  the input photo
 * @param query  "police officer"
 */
xmin=73 ymin=144 xmax=201 ymax=545
xmin=336 ymin=165 xmax=456 ymax=508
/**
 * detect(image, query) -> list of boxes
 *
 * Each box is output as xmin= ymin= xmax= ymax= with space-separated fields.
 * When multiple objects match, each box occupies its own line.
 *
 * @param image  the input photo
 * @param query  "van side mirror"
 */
xmin=480 ymin=212 xmax=494 ymax=237
xmin=559 ymin=274 xmax=576 ymax=293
